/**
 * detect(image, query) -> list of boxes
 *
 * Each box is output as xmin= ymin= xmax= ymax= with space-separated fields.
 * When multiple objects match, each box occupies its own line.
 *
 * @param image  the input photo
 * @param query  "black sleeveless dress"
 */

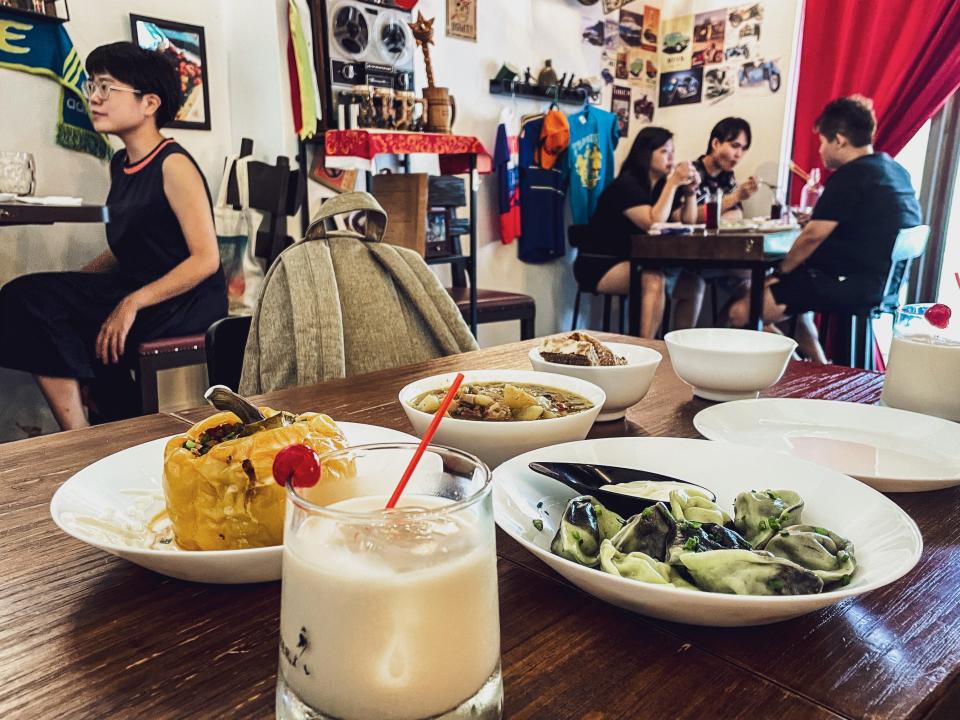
xmin=0 ymin=139 xmax=227 ymax=417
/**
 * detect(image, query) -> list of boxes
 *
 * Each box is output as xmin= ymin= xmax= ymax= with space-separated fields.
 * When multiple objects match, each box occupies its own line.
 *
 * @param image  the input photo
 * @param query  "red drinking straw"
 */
xmin=385 ymin=372 xmax=465 ymax=509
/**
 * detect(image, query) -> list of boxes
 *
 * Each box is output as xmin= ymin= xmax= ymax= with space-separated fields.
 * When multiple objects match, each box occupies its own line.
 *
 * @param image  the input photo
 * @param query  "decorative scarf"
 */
xmin=287 ymin=0 xmax=321 ymax=139
xmin=0 ymin=10 xmax=111 ymax=160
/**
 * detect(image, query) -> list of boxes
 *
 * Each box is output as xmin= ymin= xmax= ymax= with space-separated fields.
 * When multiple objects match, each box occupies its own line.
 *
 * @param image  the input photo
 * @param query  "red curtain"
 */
xmin=790 ymin=0 xmax=960 ymax=201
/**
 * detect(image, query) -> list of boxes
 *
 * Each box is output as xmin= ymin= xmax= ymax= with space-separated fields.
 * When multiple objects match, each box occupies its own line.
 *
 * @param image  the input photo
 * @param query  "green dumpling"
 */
xmin=669 ymin=488 xmax=731 ymax=526
xmin=733 ymin=489 xmax=804 ymax=547
xmin=598 ymin=539 xmax=672 ymax=584
xmin=764 ymin=525 xmax=856 ymax=586
xmin=680 ymin=549 xmax=823 ymax=596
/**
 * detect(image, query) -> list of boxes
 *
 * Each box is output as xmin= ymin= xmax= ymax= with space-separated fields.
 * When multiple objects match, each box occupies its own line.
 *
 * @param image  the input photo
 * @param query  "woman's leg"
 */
xmin=671 ymin=271 xmax=705 ymax=330
xmin=595 ymin=262 xmax=665 ymax=338
xmin=35 ymin=375 xmax=89 ymax=431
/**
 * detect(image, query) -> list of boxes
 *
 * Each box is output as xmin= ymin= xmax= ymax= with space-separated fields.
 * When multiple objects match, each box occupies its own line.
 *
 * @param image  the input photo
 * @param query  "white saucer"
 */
xmin=50 ymin=422 xmax=417 ymax=583
xmin=694 ymin=398 xmax=960 ymax=492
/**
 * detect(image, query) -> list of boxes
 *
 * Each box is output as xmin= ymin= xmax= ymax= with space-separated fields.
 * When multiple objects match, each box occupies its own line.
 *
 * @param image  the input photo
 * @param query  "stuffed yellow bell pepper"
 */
xmin=162 ymin=408 xmax=354 ymax=550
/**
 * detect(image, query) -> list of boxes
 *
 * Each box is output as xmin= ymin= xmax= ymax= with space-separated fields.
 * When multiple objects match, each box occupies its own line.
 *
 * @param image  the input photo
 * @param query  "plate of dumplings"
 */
xmin=493 ymin=437 xmax=922 ymax=626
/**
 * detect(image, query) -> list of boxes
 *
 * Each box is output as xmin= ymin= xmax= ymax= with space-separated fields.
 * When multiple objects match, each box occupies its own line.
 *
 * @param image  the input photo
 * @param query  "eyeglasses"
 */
xmin=82 ymin=79 xmax=143 ymax=100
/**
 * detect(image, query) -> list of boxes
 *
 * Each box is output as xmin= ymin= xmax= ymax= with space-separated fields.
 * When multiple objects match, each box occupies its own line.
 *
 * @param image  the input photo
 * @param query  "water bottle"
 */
xmin=800 ymin=168 xmax=823 ymax=211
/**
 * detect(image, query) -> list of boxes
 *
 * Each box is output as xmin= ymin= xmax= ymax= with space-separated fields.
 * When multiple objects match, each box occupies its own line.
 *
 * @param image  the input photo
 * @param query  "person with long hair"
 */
xmin=573 ymin=126 xmax=700 ymax=338
xmin=0 ymin=42 xmax=227 ymax=430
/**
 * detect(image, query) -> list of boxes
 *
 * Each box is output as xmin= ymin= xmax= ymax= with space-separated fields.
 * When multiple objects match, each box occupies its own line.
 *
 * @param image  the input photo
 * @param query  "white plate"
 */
xmin=50 ymin=422 xmax=417 ymax=584
xmin=694 ymin=398 xmax=960 ymax=492
xmin=493 ymin=437 xmax=922 ymax=626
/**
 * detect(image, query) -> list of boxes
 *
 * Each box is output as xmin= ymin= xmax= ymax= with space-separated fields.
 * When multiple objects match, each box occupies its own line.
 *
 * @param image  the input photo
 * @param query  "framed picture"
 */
xmin=446 ymin=0 xmax=476 ymax=42
xmin=309 ymin=145 xmax=358 ymax=194
xmin=0 ymin=1 xmax=69 ymax=22
xmin=130 ymin=14 xmax=211 ymax=130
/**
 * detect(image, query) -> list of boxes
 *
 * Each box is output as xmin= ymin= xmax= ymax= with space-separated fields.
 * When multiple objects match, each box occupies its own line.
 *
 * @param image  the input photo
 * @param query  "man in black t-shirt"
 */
xmin=728 ymin=96 xmax=922 ymax=362
xmin=673 ymin=117 xmax=760 ymax=329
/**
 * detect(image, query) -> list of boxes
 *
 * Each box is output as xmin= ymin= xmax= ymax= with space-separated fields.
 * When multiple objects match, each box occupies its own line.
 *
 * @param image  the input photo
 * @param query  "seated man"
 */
xmin=728 ymin=96 xmax=921 ymax=362
xmin=672 ymin=117 xmax=759 ymax=328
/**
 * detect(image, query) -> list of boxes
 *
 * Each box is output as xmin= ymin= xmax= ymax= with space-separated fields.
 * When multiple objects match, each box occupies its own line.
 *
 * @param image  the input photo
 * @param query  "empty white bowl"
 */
xmin=399 ymin=370 xmax=605 ymax=468
xmin=528 ymin=342 xmax=662 ymax=421
xmin=665 ymin=328 xmax=796 ymax=402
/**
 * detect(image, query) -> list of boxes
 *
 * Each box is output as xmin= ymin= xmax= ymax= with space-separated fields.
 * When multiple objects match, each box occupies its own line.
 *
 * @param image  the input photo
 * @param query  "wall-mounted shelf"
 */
xmin=488 ymin=79 xmax=594 ymax=106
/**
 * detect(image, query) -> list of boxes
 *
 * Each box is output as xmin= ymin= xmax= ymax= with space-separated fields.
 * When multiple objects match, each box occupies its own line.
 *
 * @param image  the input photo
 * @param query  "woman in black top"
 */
xmin=0 ymin=42 xmax=226 ymax=429
xmin=574 ymin=127 xmax=700 ymax=338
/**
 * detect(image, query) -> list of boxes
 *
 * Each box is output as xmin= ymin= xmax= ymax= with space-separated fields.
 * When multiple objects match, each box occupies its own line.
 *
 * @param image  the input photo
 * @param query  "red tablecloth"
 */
xmin=324 ymin=130 xmax=492 ymax=175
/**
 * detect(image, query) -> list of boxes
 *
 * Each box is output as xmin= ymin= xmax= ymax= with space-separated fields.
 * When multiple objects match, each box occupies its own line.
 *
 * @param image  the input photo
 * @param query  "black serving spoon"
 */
xmin=529 ymin=462 xmax=716 ymax=518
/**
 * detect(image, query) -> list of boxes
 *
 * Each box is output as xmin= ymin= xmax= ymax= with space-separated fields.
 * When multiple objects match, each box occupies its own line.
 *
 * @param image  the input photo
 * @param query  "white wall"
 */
xmin=654 ymin=0 xmax=803 ymax=216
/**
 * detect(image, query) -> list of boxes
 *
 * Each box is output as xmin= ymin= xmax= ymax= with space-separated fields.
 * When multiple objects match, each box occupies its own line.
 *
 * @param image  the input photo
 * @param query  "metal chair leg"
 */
xmin=572 ymin=290 xmax=581 ymax=331
xmin=602 ymin=294 xmax=612 ymax=332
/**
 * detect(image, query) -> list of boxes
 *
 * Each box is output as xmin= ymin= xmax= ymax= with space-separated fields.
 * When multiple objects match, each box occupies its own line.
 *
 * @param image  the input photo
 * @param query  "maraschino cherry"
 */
xmin=924 ymin=303 xmax=952 ymax=330
xmin=272 ymin=444 xmax=321 ymax=488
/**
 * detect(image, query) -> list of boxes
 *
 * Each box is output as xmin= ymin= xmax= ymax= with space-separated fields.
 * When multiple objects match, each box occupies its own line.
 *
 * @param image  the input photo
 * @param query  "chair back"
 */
xmin=247 ymin=156 xmax=305 ymax=266
xmin=879 ymin=225 xmax=930 ymax=312
xmin=205 ymin=315 xmax=253 ymax=390
xmin=567 ymin=224 xmax=591 ymax=249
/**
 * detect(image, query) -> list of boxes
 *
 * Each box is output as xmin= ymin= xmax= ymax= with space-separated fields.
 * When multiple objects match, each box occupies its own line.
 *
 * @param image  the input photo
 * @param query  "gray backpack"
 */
xmin=239 ymin=192 xmax=477 ymax=394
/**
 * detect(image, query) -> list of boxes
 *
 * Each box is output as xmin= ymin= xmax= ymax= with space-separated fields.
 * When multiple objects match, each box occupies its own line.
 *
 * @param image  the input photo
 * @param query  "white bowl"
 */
xmin=528 ymin=342 xmax=662 ymax=421
xmin=665 ymin=328 xmax=796 ymax=402
xmin=399 ymin=370 xmax=605 ymax=468
xmin=494 ymin=437 xmax=923 ymax=626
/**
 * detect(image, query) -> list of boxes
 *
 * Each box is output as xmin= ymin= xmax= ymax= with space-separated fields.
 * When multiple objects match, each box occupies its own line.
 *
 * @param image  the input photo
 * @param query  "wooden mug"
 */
xmin=422 ymin=86 xmax=456 ymax=133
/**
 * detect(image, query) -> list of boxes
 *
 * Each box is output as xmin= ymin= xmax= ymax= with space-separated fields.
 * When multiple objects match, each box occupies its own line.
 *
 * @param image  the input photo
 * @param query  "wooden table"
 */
xmin=3 ymin=336 xmax=958 ymax=719
xmin=0 ymin=201 xmax=109 ymax=226
xmin=629 ymin=229 xmax=799 ymax=333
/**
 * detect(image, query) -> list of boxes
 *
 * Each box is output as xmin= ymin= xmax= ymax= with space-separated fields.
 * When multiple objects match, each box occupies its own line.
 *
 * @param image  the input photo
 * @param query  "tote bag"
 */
xmin=214 ymin=156 xmax=264 ymax=314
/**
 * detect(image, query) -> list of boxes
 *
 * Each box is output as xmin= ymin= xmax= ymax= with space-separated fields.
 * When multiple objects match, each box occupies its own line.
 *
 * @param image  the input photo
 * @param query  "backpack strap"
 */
xmin=304 ymin=191 xmax=387 ymax=244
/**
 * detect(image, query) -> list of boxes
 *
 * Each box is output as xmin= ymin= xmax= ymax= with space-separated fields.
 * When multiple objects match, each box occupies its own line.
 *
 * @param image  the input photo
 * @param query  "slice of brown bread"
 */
xmin=538 ymin=332 xmax=626 ymax=366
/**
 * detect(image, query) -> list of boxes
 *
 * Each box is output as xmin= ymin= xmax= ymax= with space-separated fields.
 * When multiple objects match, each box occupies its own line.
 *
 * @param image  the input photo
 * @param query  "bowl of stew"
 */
xmin=399 ymin=370 xmax=605 ymax=468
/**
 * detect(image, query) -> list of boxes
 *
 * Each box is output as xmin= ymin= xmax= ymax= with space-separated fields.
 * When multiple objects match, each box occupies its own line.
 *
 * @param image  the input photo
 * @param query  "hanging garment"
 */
xmin=287 ymin=0 xmax=321 ymax=139
xmin=493 ymin=106 xmax=521 ymax=244
xmin=565 ymin=105 xmax=620 ymax=225
xmin=517 ymin=115 xmax=567 ymax=263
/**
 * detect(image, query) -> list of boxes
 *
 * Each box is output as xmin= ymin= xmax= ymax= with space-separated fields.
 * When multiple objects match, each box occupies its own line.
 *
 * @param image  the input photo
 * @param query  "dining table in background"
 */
xmin=629 ymin=228 xmax=800 ymax=333
xmin=0 ymin=201 xmax=109 ymax=226
xmin=2 ymin=334 xmax=957 ymax=719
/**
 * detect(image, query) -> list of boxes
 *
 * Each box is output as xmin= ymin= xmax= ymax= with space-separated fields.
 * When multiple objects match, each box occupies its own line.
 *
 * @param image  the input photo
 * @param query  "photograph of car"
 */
xmin=659 ymin=67 xmax=703 ymax=107
xmin=739 ymin=22 xmax=761 ymax=42
xmin=643 ymin=28 xmax=657 ymax=46
xmin=633 ymin=94 xmax=654 ymax=121
xmin=739 ymin=59 xmax=781 ymax=92
xmin=619 ymin=11 xmax=643 ymax=47
xmin=629 ymin=58 xmax=644 ymax=78
xmin=646 ymin=59 xmax=658 ymax=79
xmin=582 ymin=20 xmax=603 ymax=47
xmin=725 ymin=44 xmax=751 ymax=61
xmin=705 ymin=68 xmax=734 ymax=101
xmin=728 ymin=3 xmax=763 ymax=28
xmin=663 ymin=31 xmax=689 ymax=54
xmin=693 ymin=43 xmax=724 ymax=66
xmin=694 ymin=22 xmax=710 ymax=42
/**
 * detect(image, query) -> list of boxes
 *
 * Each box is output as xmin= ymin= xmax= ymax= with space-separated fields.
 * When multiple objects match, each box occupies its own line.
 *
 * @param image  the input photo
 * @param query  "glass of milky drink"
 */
xmin=276 ymin=443 xmax=502 ymax=720
xmin=881 ymin=303 xmax=960 ymax=421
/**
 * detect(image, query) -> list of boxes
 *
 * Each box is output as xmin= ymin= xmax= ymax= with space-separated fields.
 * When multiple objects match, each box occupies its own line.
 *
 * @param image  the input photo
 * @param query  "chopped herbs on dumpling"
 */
xmin=679 ymin=549 xmax=823 ymax=596
xmin=610 ymin=501 xmax=677 ymax=561
xmin=733 ymin=489 xmax=804 ymax=547
xmin=550 ymin=496 xmax=603 ymax=566
xmin=764 ymin=525 xmax=856 ymax=586
xmin=598 ymin=539 xmax=672 ymax=584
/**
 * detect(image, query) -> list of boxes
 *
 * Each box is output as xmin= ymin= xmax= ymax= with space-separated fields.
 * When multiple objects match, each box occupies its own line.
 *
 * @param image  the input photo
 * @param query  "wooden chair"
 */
xmin=134 ymin=149 xmax=305 ymax=413
xmin=816 ymin=225 xmax=930 ymax=369
xmin=424 ymin=176 xmax=536 ymax=340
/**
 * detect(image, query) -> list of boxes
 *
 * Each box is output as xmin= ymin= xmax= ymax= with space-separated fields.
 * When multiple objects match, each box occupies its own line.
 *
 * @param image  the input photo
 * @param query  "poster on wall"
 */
xmin=582 ymin=13 xmax=604 ymax=47
xmin=658 ymin=66 xmax=703 ymax=108
xmin=725 ymin=3 xmax=763 ymax=63
xmin=601 ymin=50 xmax=617 ymax=85
xmin=641 ymin=5 xmax=659 ymax=52
xmin=446 ymin=0 xmax=477 ymax=42
xmin=633 ymin=90 xmax=654 ymax=125
xmin=619 ymin=8 xmax=644 ymax=48
xmin=604 ymin=18 xmax=620 ymax=51
xmin=737 ymin=57 xmax=782 ymax=94
xmin=704 ymin=65 xmax=736 ymax=104
xmin=615 ymin=49 xmax=629 ymax=80
xmin=692 ymin=10 xmax=725 ymax=66
xmin=130 ymin=15 xmax=210 ymax=130
xmin=602 ymin=0 xmax=630 ymax=13
xmin=611 ymin=85 xmax=631 ymax=136
xmin=659 ymin=15 xmax=693 ymax=72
